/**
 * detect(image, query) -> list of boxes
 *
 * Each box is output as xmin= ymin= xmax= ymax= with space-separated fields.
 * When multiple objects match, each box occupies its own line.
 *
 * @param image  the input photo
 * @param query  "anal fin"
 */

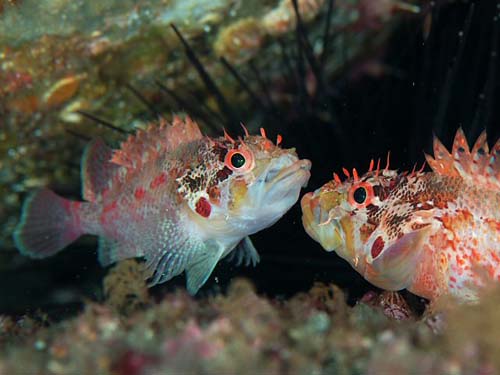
xmin=146 ymin=249 xmax=190 ymax=287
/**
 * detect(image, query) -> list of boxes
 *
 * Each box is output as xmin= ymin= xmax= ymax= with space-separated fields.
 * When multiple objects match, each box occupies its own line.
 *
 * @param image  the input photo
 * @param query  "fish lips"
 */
xmin=265 ymin=159 xmax=312 ymax=188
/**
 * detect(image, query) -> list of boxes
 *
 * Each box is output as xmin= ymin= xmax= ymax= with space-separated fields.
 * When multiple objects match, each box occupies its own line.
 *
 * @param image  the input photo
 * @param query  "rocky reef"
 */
xmin=2 ymin=264 xmax=500 ymax=374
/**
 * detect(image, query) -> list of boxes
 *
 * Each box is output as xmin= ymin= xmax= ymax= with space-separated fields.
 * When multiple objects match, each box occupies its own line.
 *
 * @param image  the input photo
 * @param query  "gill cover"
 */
xmin=363 ymin=227 xmax=430 ymax=291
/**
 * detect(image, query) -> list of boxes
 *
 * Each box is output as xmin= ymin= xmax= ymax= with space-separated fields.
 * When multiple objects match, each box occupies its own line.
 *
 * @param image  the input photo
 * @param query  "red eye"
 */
xmin=348 ymin=182 xmax=375 ymax=208
xmin=225 ymin=148 xmax=254 ymax=172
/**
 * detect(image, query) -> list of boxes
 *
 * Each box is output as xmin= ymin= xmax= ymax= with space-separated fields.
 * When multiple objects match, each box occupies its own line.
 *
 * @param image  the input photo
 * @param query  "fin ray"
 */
xmin=185 ymin=240 xmax=224 ymax=295
xmin=14 ymin=189 xmax=84 ymax=258
xmin=429 ymin=129 xmax=500 ymax=189
xmin=81 ymin=137 xmax=118 ymax=202
xmin=365 ymin=228 xmax=429 ymax=291
xmin=226 ymin=236 xmax=260 ymax=267
xmin=110 ymin=115 xmax=202 ymax=170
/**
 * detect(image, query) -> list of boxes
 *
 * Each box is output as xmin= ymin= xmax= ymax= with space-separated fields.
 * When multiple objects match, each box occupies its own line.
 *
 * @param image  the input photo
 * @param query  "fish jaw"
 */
xmin=239 ymin=157 xmax=312 ymax=233
xmin=301 ymin=190 xmax=345 ymax=252
xmin=191 ymin=155 xmax=311 ymax=244
xmin=264 ymin=159 xmax=312 ymax=199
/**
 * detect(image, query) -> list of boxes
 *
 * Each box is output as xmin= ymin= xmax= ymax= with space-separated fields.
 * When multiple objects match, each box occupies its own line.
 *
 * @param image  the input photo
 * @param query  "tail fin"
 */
xmin=14 ymin=189 xmax=84 ymax=258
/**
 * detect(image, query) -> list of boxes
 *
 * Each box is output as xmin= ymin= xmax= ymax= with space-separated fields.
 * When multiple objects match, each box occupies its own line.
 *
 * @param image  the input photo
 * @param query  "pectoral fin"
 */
xmin=226 ymin=236 xmax=260 ymax=267
xmin=365 ymin=228 xmax=429 ymax=291
xmin=185 ymin=240 xmax=224 ymax=295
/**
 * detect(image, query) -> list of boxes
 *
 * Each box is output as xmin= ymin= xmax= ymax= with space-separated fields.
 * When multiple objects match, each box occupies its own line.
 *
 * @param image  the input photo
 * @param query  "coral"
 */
xmin=262 ymin=0 xmax=325 ymax=36
xmin=214 ymin=18 xmax=265 ymax=64
xmin=102 ymin=259 xmax=150 ymax=316
xmin=438 ymin=287 xmax=500 ymax=372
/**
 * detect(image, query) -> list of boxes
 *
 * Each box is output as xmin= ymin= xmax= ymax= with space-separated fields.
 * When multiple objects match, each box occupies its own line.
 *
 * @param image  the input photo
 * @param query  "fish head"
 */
xmin=180 ymin=129 xmax=311 ymax=243
xmin=301 ymin=167 xmax=436 ymax=291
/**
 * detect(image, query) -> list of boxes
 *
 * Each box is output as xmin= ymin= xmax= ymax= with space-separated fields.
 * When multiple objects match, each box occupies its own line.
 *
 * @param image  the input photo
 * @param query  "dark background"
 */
xmin=232 ymin=0 xmax=500 ymax=301
xmin=1 ymin=0 xmax=499 ymax=316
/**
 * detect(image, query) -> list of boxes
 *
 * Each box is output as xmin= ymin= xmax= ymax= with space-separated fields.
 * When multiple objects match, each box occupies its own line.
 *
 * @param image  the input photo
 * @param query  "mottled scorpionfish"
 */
xmin=14 ymin=116 xmax=311 ymax=294
xmin=301 ymin=129 xmax=500 ymax=303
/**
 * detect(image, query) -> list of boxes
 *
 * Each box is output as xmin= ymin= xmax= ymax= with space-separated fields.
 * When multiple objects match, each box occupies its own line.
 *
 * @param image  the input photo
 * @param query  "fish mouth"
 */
xmin=265 ymin=159 xmax=312 ymax=187
xmin=301 ymin=191 xmax=344 ymax=251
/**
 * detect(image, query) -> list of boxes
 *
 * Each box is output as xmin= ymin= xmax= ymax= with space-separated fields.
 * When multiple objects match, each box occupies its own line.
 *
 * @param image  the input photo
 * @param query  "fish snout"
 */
xmin=301 ymin=191 xmax=343 ymax=252
xmin=298 ymin=159 xmax=312 ymax=187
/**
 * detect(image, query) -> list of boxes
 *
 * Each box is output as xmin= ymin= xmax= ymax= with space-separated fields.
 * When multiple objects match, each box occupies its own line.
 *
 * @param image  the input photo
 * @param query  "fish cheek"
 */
xmin=365 ymin=228 xmax=430 ymax=291
xmin=207 ymin=185 xmax=221 ymax=205
xmin=229 ymin=179 xmax=248 ymax=210
xmin=337 ymin=217 xmax=357 ymax=261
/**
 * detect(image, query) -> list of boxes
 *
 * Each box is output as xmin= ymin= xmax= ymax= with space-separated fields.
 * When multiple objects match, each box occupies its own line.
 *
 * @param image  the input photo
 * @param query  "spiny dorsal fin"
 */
xmin=110 ymin=115 xmax=203 ymax=170
xmin=425 ymin=128 xmax=500 ymax=190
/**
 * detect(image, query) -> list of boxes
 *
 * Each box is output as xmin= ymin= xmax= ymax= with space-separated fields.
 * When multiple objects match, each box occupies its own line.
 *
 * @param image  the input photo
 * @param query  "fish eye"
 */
xmin=353 ymin=186 xmax=367 ymax=204
xmin=230 ymin=152 xmax=246 ymax=169
xmin=348 ymin=182 xmax=374 ymax=208
xmin=224 ymin=148 xmax=254 ymax=172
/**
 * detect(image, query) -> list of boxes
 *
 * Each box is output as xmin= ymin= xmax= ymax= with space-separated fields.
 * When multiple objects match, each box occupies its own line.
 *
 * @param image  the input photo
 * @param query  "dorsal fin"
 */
xmin=81 ymin=137 xmax=119 ymax=202
xmin=110 ymin=115 xmax=203 ymax=170
xmin=425 ymin=128 xmax=500 ymax=190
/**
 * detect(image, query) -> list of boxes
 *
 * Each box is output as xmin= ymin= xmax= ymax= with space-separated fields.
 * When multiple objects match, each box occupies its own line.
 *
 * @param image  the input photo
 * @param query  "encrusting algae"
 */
xmin=2 ymin=276 xmax=500 ymax=374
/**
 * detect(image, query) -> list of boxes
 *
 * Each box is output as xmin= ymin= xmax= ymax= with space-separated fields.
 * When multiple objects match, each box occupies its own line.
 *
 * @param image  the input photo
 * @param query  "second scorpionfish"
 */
xmin=301 ymin=129 xmax=500 ymax=303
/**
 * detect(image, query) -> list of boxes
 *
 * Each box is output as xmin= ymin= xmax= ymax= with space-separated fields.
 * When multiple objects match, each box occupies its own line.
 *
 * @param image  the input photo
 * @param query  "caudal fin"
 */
xmin=13 ymin=189 xmax=84 ymax=258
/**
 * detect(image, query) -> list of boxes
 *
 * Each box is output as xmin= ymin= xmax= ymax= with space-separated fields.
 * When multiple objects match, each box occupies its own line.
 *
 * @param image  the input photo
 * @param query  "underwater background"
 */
xmin=1 ymin=0 xmax=500 ymax=373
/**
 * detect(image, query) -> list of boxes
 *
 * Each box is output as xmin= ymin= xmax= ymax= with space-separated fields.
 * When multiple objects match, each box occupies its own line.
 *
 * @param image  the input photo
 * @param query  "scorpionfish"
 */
xmin=14 ymin=116 xmax=311 ymax=294
xmin=301 ymin=129 xmax=500 ymax=303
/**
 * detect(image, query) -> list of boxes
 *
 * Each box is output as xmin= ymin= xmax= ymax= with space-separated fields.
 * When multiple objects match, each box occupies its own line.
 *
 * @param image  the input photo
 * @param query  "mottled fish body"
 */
xmin=15 ymin=116 xmax=311 ymax=294
xmin=302 ymin=129 xmax=500 ymax=303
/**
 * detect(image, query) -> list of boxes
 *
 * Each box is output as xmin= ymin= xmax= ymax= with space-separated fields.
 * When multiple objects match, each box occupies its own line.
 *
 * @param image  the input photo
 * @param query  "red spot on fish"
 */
xmin=195 ymin=197 xmax=211 ymax=218
xmin=371 ymin=236 xmax=385 ymax=259
xmin=472 ymin=249 xmax=481 ymax=262
xmin=450 ymin=276 xmax=457 ymax=283
xmin=150 ymin=173 xmax=167 ymax=189
xmin=487 ymin=264 xmax=496 ymax=278
xmin=491 ymin=250 xmax=500 ymax=264
xmin=207 ymin=185 xmax=221 ymax=204
xmin=485 ymin=218 xmax=500 ymax=231
xmin=134 ymin=187 xmax=146 ymax=200
xmin=103 ymin=201 xmax=117 ymax=213
xmin=456 ymin=255 xmax=465 ymax=266
xmin=71 ymin=201 xmax=82 ymax=210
